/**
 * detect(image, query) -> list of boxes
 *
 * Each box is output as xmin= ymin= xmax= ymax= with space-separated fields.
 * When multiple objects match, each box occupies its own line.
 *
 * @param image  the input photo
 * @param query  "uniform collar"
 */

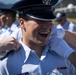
xmin=20 ymin=39 xmax=50 ymax=61
xmin=20 ymin=40 xmax=32 ymax=63
xmin=40 ymin=42 xmax=49 ymax=60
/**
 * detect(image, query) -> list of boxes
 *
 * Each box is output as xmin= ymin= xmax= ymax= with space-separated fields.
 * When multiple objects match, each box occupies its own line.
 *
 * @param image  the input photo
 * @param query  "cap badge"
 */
xmin=43 ymin=0 xmax=51 ymax=5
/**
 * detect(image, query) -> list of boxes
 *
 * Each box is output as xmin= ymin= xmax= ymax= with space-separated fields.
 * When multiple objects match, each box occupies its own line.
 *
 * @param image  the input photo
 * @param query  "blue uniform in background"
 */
xmin=57 ymin=21 xmax=76 ymax=32
xmin=0 ymin=25 xmax=8 ymax=35
xmin=0 ymin=20 xmax=20 ymax=40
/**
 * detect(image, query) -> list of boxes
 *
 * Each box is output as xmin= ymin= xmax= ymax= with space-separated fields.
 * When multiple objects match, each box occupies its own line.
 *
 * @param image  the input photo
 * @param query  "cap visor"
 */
xmin=25 ymin=9 xmax=56 ymax=21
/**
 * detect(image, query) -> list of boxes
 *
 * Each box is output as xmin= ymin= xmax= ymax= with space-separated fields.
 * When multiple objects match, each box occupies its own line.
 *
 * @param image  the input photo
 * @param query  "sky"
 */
xmin=0 ymin=0 xmax=20 ymax=4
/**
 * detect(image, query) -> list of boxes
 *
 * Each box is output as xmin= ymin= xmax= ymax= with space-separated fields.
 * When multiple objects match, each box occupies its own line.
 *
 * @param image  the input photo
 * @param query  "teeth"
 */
xmin=40 ymin=32 xmax=48 ymax=34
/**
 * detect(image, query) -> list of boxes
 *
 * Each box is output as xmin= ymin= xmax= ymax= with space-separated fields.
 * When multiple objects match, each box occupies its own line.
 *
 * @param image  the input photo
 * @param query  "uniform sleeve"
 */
xmin=51 ymin=25 xmax=65 ymax=38
xmin=49 ymin=38 xmax=74 ymax=59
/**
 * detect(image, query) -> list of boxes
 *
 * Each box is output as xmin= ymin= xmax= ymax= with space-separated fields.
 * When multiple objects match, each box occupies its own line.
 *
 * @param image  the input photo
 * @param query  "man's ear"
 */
xmin=19 ymin=18 xmax=25 ymax=28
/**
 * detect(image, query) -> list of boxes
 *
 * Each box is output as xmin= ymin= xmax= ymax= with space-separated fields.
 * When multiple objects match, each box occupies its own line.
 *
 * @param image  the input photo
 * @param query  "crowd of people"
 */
xmin=0 ymin=0 xmax=76 ymax=75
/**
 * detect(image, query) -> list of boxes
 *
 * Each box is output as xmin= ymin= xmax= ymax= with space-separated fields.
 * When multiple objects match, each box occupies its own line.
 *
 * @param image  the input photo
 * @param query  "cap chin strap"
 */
xmin=26 ymin=14 xmax=55 ymax=21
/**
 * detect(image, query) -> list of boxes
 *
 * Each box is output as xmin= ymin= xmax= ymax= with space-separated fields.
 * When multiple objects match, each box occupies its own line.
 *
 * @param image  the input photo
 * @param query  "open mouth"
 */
xmin=39 ymin=32 xmax=49 ymax=38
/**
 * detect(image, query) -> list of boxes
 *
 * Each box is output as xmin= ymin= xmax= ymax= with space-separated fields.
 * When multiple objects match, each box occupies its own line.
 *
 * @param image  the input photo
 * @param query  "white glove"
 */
xmin=50 ymin=25 xmax=65 ymax=39
xmin=49 ymin=38 xmax=74 ymax=59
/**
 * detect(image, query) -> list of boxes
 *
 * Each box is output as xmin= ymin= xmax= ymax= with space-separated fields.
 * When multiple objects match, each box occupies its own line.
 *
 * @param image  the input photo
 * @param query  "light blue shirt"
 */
xmin=0 ymin=40 xmax=76 ymax=75
xmin=0 ymin=20 xmax=20 ymax=40
xmin=10 ymin=27 xmax=22 ymax=41
xmin=10 ymin=20 xmax=20 ymax=31
xmin=58 ymin=21 xmax=76 ymax=32
xmin=51 ymin=25 xmax=65 ymax=39
xmin=0 ymin=25 xmax=8 ymax=35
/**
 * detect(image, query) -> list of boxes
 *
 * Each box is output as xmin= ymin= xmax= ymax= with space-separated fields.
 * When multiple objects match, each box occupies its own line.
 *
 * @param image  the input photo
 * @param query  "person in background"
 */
xmin=0 ymin=5 xmax=9 ymax=34
xmin=56 ymin=11 xmax=76 ymax=32
xmin=0 ymin=4 xmax=20 ymax=40
xmin=0 ymin=4 xmax=20 ymax=59
xmin=0 ymin=0 xmax=76 ymax=75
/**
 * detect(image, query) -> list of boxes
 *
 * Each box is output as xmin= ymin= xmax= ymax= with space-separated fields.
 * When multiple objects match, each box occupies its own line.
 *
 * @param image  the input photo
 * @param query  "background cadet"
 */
xmin=0 ymin=4 xmax=20 ymax=40
xmin=55 ymin=11 xmax=76 ymax=32
xmin=0 ymin=4 xmax=21 ymax=58
xmin=0 ymin=4 xmax=9 ymax=35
